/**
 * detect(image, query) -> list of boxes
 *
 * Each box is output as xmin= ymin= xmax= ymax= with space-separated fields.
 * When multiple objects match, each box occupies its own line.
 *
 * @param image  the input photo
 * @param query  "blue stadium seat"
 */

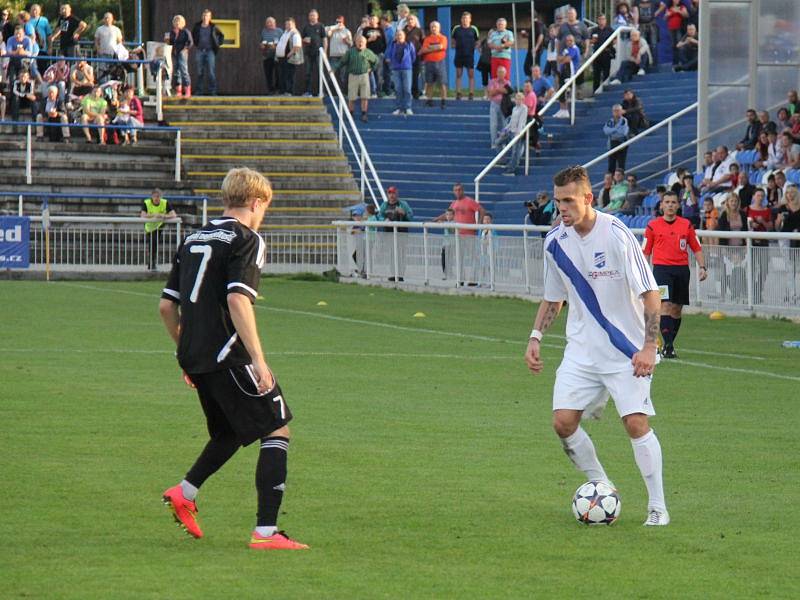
xmin=643 ymin=193 xmax=659 ymax=210
xmin=786 ymin=169 xmax=800 ymax=185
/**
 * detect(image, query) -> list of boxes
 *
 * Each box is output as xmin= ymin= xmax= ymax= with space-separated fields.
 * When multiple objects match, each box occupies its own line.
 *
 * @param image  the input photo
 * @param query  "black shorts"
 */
xmin=190 ymin=365 xmax=293 ymax=446
xmin=454 ymin=54 xmax=474 ymax=69
xmin=653 ymin=264 xmax=691 ymax=305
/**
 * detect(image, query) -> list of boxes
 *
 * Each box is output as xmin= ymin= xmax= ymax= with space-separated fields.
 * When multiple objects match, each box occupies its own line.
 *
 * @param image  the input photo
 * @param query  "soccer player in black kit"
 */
xmin=158 ymin=167 xmax=308 ymax=550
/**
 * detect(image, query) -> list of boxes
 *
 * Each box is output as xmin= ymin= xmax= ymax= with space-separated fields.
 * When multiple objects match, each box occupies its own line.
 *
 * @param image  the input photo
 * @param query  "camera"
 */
xmin=525 ymin=200 xmax=534 ymax=207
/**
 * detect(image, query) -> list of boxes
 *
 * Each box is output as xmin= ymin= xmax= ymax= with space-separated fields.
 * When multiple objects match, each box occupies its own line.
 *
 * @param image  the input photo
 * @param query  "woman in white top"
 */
xmin=503 ymin=92 xmax=529 ymax=175
xmin=276 ymin=18 xmax=302 ymax=95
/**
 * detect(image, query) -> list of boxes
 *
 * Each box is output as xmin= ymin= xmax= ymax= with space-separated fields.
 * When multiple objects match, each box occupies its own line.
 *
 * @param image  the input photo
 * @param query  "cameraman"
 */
xmin=525 ymin=191 xmax=557 ymax=234
xmin=378 ymin=186 xmax=413 ymax=281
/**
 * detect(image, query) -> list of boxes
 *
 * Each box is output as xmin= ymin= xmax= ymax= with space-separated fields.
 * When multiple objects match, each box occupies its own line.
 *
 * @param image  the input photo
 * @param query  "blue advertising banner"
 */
xmin=0 ymin=216 xmax=31 ymax=269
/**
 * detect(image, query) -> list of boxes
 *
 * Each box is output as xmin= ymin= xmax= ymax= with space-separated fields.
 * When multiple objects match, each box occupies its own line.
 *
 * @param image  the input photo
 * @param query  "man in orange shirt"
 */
xmin=642 ymin=191 xmax=707 ymax=358
xmin=420 ymin=20 xmax=448 ymax=109
xmin=434 ymin=182 xmax=486 ymax=234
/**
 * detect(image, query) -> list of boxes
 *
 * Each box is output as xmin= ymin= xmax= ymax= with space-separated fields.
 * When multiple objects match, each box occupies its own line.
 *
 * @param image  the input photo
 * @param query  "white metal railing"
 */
xmin=474 ymin=27 xmax=635 ymax=202
xmin=318 ymin=48 xmax=387 ymax=208
xmin=333 ymin=220 xmax=800 ymax=316
xmin=261 ymin=227 xmax=338 ymax=273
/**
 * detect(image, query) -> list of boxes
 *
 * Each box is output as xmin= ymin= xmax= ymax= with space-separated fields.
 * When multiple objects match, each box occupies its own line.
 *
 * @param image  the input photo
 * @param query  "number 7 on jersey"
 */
xmin=189 ymin=245 xmax=213 ymax=303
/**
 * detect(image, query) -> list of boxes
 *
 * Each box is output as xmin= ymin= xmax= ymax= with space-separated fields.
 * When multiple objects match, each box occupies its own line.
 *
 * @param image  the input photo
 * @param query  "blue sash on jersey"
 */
xmin=546 ymin=238 xmax=639 ymax=359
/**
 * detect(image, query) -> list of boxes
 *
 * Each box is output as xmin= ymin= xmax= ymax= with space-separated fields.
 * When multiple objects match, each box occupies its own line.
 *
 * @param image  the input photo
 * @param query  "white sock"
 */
xmin=180 ymin=479 xmax=198 ymax=501
xmin=631 ymin=429 xmax=666 ymax=512
xmin=255 ymin=526 xmax=277 ymax=537
xmin=561 ymin=427 xmax=609 ymax=482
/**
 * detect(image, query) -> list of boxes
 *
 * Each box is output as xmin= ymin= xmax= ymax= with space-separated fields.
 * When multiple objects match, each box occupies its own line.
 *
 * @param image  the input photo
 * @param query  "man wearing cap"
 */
xmin=378 ymin=186 xmax=413 ymax=282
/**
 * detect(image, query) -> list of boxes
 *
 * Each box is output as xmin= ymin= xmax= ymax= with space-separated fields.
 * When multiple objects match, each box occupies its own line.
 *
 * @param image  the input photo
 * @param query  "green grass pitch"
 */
xmin=1 ymin=277 xmax=798 ymax=599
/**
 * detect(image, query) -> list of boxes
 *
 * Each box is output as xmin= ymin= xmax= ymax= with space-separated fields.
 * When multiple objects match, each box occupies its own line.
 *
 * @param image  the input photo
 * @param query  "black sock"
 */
xmin=185 ymin=433 xmax=241 ymax=488
xmin=256 ymin=436 xmax=289 ymax=527
xmin=673 ymin=317 xmax=682 ymax=343
xmin=660 ymin=315 xmax=674 ymax=348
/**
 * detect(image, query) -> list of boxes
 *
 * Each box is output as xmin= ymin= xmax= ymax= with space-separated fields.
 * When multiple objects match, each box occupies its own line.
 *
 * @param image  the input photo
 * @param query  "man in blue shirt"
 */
xmin=451 ymin=11 xmax=479 ymax=100
xmin=530 ymin=65 xmax=554 ymax=102
xmin=554 ymin=34 xmax=580 ymax=118
xmin=29 ymin=4 xmax=53 ymax=71
xmin=6 ymin=26 xmax=33 ymax=83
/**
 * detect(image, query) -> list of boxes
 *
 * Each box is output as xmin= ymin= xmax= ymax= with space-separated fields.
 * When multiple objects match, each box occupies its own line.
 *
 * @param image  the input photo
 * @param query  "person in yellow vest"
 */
xmin=140 ymin=188 xmax=177 ymax=271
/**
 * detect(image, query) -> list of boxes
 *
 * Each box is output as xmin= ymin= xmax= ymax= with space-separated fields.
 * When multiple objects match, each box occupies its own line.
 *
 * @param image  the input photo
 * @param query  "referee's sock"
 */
xmin=561 ymin=427 xmax=609 ymax=482
xmin=631 ymin=429 xmax=666 ymax=512
xmin=255 ymin=436 xmax=289 ymax=535
xmin=660 ymin=315 xmax=675 ymax=348
xmin=184 ymin=433 xmax=241 ymax=494
xmin=672 ymin=317 xmax=682 ymax=343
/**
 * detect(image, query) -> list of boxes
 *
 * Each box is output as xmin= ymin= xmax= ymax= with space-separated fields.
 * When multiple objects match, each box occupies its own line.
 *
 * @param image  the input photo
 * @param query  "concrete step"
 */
xmin=163 ymin=95 xmax=324 ymax=106
xmin=196 ymin=188 xmax=362 ymax=202
xmin=183 ymin=159 xmax=350 ymax=173
xmin=0 ymin=157 xmax=175 ymax=173
xmin=0 ymin=138 xmax=176 ymax=157
xmin=182 ymin=144 xmax=343 ymax=157
xmin=188 ymin=175 xmax=357 ymax=192
xmin=180 ymin=130 xmax=337 ymax=140
xmin=164 ymin=108 xmax=330 ymax=122
xmin=0 ymin=173 xmax=191 ymax=190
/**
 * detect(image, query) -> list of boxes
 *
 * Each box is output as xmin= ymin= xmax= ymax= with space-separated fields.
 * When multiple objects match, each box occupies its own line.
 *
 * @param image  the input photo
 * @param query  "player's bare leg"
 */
xmin=249 ymin=425 xmax=309 ymax=550
xmin=554 ymin=409 xmax=610 ymax=484
xmin=622 ymin=413 xmax=669 ymax=526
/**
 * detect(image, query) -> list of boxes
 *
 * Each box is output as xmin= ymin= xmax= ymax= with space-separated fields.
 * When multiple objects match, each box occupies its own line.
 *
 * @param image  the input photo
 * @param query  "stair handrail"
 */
xmin=318 ymin=48 xmax=387 ymax=209
xmin=583 ymin=97 xmax=787 ymax=189
xmin=473 ymin=26 xmax=634 ymax=203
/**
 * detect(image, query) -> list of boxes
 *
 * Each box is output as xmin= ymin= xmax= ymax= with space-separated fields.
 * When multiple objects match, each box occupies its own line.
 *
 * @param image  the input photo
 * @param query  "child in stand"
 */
xmin=478 ymin=212 xmax=497 ymax=287
xmin=113 ymin=100 xmax=135 ymax=144
xmin=441 ymin=207 xmax=455 ymax=280
xmin=701 ymin=196 xmax=719 ymax=245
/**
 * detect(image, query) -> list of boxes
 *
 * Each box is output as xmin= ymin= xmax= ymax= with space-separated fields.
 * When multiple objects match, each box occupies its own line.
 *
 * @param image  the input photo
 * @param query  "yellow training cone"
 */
xmin=257 ymin=295 xmax=265 ymax=300
xmin=413 ymin=312 xmax=426 ymax=318
xmin=709 ymin=311 xmax=726 ymax=320
xmin=317 ymin=301 xmax=328 ymax=306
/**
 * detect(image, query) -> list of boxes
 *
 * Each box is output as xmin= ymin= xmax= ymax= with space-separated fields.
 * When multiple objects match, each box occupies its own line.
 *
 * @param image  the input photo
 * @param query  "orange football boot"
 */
xmin=248 ymin=530 xmax=309 ymax=550
xmin=162 ymin=484 xmax=203 ymax=539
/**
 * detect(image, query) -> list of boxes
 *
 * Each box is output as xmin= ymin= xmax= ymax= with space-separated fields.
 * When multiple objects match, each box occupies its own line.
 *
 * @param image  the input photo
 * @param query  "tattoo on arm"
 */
xmin=535 ymin=301 xmax=563 ymax=334
xmin=644 ymin=307 xmax=660 ymax=346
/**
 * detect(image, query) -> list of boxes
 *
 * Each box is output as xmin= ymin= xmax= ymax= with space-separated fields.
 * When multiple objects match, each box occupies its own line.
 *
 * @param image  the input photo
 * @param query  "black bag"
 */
xmin=500 ymin=85 xmax=514 ymax=118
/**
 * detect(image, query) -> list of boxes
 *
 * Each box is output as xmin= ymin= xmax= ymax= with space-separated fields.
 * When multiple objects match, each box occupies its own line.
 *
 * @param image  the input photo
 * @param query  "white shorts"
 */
xmin=553 ymin=359 xmax=656 ymax=418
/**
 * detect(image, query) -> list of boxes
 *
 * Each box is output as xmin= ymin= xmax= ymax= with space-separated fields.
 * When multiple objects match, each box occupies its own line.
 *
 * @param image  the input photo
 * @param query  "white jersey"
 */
xmin=543 ymin=211 xmax=658 ymax=373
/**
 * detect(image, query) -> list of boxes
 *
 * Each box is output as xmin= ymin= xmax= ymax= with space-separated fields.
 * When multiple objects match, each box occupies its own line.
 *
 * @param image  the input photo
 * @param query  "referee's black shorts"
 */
xmin=653 ymin=264 xmax=691 ymax=305
xmin=190 ymin=365 xmax=293 ymax=446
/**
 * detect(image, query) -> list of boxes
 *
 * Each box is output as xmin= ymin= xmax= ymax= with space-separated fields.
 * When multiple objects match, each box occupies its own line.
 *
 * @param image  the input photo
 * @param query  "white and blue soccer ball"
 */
xmin=572 ymin=481 xmax=621 ymax=525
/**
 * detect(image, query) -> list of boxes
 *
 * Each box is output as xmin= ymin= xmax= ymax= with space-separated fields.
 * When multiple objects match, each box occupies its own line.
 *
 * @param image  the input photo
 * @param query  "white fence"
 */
xmin=333 ymin=221 xmax=800 ymax=317
xmin=22 ymin=217 xmax=337 ymax=274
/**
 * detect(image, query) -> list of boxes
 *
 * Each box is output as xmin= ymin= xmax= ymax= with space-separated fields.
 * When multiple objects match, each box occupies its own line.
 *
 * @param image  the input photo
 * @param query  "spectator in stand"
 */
xmin=487 ymin=65 xmax=510 ymax=149
xmin=604 ymin=104 xmax=630 ymax=173
xmin=758 ymin=110 xmax=777 ymax=136
xmin=1 ymin=8 xmax=13 ymax=43
xmin=451 ymin=11 xmax=479 ymax=101
xmin=362 ymin=15 xmax=386 ymax=97
xmin=765 ymin=130 xmax=784 ymax=170
xmin=778 ymin=130 xmax=799 ymax=169
xmin=301 ymin=10 xmax=327 ymax=97
xmin=80 ymin=85 xmax=107 ymax=144
xmin=0 ymin=40 xmax=6 ymax=121
xmin=621 ymin=89 xmax=649 ymax=135
xmin=402 ymin=14 xmax=422 ymax=100
xmin=501 ymin=92 xmax=529 ymax=175
xmin=327 ymin=16 xmax=353 ymax=92
xmin=611 ymin=29 xmax=652 ymax=84
xmin=260 ymin=17 xmax=282 ymax=95
xmin=776 ymin=185 xmax=800 ymax=246
xmin=716 ymin=192 xmax=748 ymax=243
xmin=140 ymin=188 xmax=176 ymax=271
xmin=599 ymin=172 xmax=614 ymax=208
xmin=678 ymin=172 xmax=700 ymax=226
xmin=166 ymin=15 xmax=193 ymax=98
xmin=599 ymin=168 xmax=629 ymax=213
xmin=396 ymin=4 xmax=410 ymax=32
xmin=663 ymin=0 xmax=688 ymax=66
xmin=701 ymin=197 xmax=719 ymax=243
xmin=746 ymin=188 xmax=773 ymax=302
xmin=544 ymin=24 xmax=559 ymax=85
xmin=776 ymin=107 xmax=791 ymax=131
xmin=6 ymin=25 xmax=32 ymax=84
xmin=553 ymin=34 xmax=580 ymax=119
xmin=29 ymin=4 xmax=52 ymax=73
xmin=764 ymin=173 xmax=781 ymax=209
xmin=70 ymin=58 xmax=94 ymax=95
xmin=701 ymin=150 xmax=713 ymax=170
xmin=521 ymin=10 xmax=544 ymax=81
xmin=701 ymin=146 xmax=735 ymax=194
xmin=41 ymin=58 xmax=67 ymax=101
xmin=736 ymin=165 xmax=756 ymax=207
xmin=612 ymin=2 xmax=634 ymax=36
xmin=526 ymin=191 xmax=556 ymax=226
xmin=355 ymin=14 xmax=369 ymax=40
xmin=36 ymin=84 xmax=69 ymax=142
xmin=387 ymin=29 xmax=415 ymax=116
xmin=531 ymin=64 xmax=554 ymax=102
xmin=522 ymin=79 xmax=540 ymax=151
xmin=590 ymin=14 xmax=615 ymax=92
xmin=775 ymin=170 xmax=789 ymax=197
xmin=434 ymin=183 xmax=485 ymax=235
xmin=488 ymin=18 xmax=514 ymax=79
xmin=753 ymin=130 xmax=770 ymax=168
xmin=787 ymin=90 xmax=799 ymax=115
xmin=50 ymin=4 xmax=86 ymax=58
xmin=420 ymin=21 xmax=447 ymax=109
xmin=620 ymin=172 xmax=647 ymax=215
xmin=94 ymin=12 xmax=123 ymax=84
xmin=559 ymin=7 xmax=590 ymax=58
xmin=632 ymin=1 xmax=659 ymax=64
xmin=378 ymin=186 xmax=413 ymax=282
xmin=380 ymin=14 xmax=395 ymax=97
xmin=276 ymin=18 xmax=302 ymax=96
xmin=439 ymin=207 xmax=456 ymax=279
xmin=643 ymin=190 xmax=707 ymax=358
xmin=687 ymin=0 xmax=700 ymax=27
xmin=476 ymin=29 xmax=492 ymax=92
xmin=10 ymin=70 xmax=39 ymax=124
xmin=737 ymin=109 xmax=761 ymax=150
xmin=674 ymin=23 xmax=698 ymax=72
xmin=121 ymin=84 xmax=143 ymax=142
xmin=339 ymin=35 xmax=377 ymax=122
xmin=191 ymin=10 xmax=224 ymax=96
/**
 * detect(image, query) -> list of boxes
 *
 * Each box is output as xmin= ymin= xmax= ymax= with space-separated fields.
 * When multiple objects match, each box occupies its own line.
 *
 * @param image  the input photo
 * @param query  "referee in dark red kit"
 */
xmin=643 ymin=191 xmax=707 ymax=358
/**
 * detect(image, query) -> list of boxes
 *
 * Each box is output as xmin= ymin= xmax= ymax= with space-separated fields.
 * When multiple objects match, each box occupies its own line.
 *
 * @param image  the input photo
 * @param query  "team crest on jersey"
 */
xmin=593 ymin=251 xmax=606 ymax=268
xmin=680 ymin=238 xmax=687 ymax=251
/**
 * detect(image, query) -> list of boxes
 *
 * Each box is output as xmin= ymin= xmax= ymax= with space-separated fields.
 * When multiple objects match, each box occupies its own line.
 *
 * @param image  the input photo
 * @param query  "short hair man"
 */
xmin=301 ymin=9 xmax=327 ymax=96
xmin=554 ymin=34 xmax=580 ymax=118
xmin=451 ymin=12 xmax=479 ymax=100
xmin=50 ymin=4 xmax=87 ymax=57
xmin=525 ymin=165 xmax=669 ymax=526
xmin=737 ymin=109 xmax=761 ymax=151
xmin=159 ymin=168 xmax=309 ymax=551
xmin=643 ymin=190 xmax=707 ymax=359
xmin=378 ymin=186 xmax=413 ymax=282
xmin=589 ymin=14 xmax=614 ymax=92
xmin=701 ymin=145 xmax=735 ymax=194
xmin=420 ymin=21 xmax=448 ymax=109
xmin=339 ymin=34 xmax=378 ymax=122
xmin=140 ymin=188 xmax=177 ymax=271
xmin=94 ymin=12 xmax=123 ymax=82
xmin=260 ymin=17 xmax=283 ymax=95
xmin=191 ymin=9 xmax=225 ymax=95
xmin=603 ymin=104 xmax=630 ymax=173
xmin=488 ymin=18 xmax=514 ymax=79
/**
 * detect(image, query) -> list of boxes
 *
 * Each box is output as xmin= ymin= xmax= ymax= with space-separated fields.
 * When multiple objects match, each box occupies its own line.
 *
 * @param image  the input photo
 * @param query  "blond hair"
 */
xmin=221 ymin=168 xmax=273 ymax=208
xmin=172 ymin=14 xmax=185 ymax=28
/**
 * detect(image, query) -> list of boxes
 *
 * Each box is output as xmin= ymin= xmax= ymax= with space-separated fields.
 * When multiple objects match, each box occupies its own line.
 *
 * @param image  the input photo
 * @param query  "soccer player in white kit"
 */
xmin=524 ymin=166 xmax=669 ymax=526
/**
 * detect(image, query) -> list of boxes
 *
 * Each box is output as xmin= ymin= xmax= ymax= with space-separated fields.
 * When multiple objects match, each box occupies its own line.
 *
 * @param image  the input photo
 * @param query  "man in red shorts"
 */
xmin=642 ymin=191 xmax=707 ymax=358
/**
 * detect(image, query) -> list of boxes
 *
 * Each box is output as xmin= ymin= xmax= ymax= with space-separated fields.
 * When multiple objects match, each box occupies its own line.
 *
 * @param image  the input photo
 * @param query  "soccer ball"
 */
xmin=571 ymin=481 xmax=621 ymax=525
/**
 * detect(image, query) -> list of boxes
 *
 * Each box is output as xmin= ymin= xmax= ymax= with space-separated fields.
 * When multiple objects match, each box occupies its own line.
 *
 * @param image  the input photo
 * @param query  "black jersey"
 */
xmin=161 ymin=217 xmax=265 ymax=374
